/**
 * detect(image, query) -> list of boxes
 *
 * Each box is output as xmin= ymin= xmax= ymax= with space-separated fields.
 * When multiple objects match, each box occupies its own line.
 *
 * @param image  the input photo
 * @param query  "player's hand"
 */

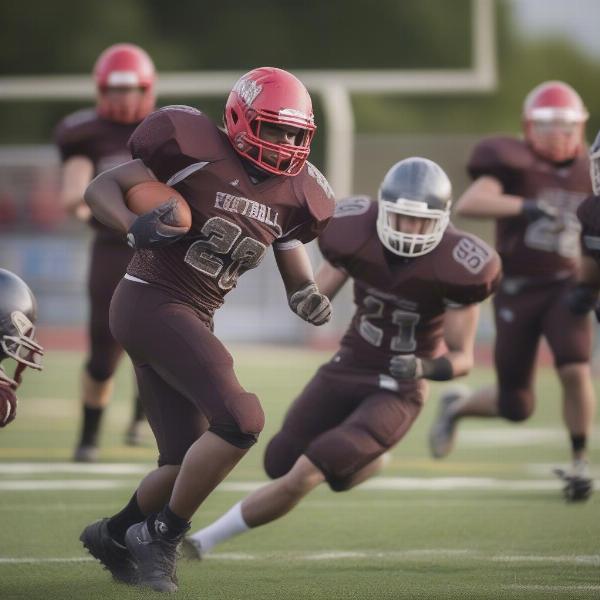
xmin=566 ymin=283 xmax=600 ymax=315
xmin=0 ymin=385 xmax=17 ymax=428
xmin=521 ymin=198 xmax=558 ymax=221
xmin=127 ymin=200 xmax=186 ymax=249
xmin=389 ymin=354 xmax=423 ymax=379
xmin=288 ymin=282 xmax=332 ymax=326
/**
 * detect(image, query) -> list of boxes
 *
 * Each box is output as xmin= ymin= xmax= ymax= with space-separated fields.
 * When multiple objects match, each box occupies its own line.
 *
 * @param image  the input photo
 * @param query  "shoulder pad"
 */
xmin=54 ymin=108 xmax=98 ymax=148
xmin=468 ymin=136 xmax=534 ymax=182
xmin=435 ymin=228 xmax=502 ymax=305
xmin=319 ymin=198 xmax=376 ymax=266
xmin=305 ymin=161 xmax=335 ymax=200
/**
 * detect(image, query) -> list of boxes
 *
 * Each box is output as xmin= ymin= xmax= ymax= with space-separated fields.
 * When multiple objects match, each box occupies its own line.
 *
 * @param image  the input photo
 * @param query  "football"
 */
xmin=125 ymin=181 xmax=192 ymax=231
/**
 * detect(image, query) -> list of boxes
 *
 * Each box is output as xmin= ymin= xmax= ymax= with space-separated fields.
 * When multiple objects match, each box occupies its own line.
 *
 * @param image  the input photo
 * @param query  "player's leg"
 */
xmin=80 ymin=361 xmax=207 ymax=585
xmin=109 ymin=279 xmax=264 ymax=590
xmin=544 ymin=282 xmax=595 ymax=500
xmin=187 ymin=381 xmax=423 ymax=558
xmin=74 ymin=238 xmax=132 ymax=461
xmin=430 ymin=285 xmax=542 ymax=458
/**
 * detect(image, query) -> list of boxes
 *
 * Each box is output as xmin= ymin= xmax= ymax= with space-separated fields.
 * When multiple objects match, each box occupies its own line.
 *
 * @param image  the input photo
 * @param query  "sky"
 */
xmin=510 ymin=0 xmax=600 ymax=58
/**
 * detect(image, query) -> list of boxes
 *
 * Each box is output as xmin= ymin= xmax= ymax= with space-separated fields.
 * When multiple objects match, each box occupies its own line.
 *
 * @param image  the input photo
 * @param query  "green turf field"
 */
xmin=1 ymin=347 xmax=599 ymax=599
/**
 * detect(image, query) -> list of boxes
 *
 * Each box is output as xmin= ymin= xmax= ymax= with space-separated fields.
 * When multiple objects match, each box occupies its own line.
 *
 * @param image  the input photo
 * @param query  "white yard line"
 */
xmin=1 ymin=551 xmax=598 ymax=566
xmin=2 ymin=475 xmax=598 ymax=492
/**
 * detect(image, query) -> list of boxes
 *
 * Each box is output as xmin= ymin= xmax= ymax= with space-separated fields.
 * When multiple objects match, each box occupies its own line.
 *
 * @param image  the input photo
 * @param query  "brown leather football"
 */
xmin=125 ymin=181 xmax=192 ymax=231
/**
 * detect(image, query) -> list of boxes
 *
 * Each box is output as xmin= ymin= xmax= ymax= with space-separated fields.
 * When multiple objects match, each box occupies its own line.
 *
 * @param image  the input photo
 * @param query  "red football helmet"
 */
xmin=94 ymin=43 xmax=156 ymax=125
xmin=224 ymin=67 xmax=316 ymax=176
xmin=522 ymin=81 xmax=588 ymax=163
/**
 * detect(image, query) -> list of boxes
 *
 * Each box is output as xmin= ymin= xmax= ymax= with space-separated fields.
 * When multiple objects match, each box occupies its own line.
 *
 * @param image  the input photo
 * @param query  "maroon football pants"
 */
xmin=493 ymin=277 xmax=592 ymax=421
xmin=86 ymin=234 xmax=133 ymax=382
xmin=109 ymin=278 xmax=264 ymax=464
xmin=264 ymin=354 xmax=424 ymax=491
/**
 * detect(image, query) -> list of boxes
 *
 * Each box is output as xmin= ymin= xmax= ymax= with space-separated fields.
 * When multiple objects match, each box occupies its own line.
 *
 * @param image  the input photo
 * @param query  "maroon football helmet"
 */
xmin=94 ymin=43 xmax=156 ymax=125
xmin=522 ymin=81 xmax=588 ymax=163
xmin=224 ymin=67 xmax=316 ymax=176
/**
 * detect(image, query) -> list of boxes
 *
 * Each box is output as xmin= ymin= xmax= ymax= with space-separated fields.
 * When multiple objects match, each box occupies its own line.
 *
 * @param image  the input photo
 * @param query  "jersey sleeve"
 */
xmin=277 ymin=162 xmax=336 ymax=247
xmin=439 ymin=233 xmax=502 ymax=305
xmin=128 ymin=106 xmax=217 ymax=183
xmin=318 ymin=196 xmax=374 ymax=269
xmin=53 ymin=109 xmax=96 ymax=162
xmin=577 ymin=195 xmax=600 ymax=259
xmin=467 ymin=136 xmax=532 ymax=190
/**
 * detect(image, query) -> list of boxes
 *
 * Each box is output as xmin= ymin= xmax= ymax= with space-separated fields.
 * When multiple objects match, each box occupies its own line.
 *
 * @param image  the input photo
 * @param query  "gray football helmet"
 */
xmin=377 ymin=157 xmax=452 ymax=257
xmin=0 ymin=269 xmax=43 ymax=383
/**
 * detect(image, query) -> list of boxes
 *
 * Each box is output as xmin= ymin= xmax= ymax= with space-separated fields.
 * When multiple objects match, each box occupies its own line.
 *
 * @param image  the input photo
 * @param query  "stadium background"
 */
xmin=2 ymin=0 xmax=600 ymax=348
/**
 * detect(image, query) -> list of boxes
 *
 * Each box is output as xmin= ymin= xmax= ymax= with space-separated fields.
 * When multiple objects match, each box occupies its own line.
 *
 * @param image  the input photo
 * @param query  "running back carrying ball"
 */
xmin=125 ymin=181 xmax=192 ymax=231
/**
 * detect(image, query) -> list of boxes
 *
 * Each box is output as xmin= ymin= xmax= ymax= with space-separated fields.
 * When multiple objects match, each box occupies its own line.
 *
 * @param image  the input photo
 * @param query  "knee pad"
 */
xmin=263 ymin=431 xmax=305 ymax=479
xmin=498 ymin=388 xmax=534 ymax=422
xmin=209 ymin=392 xmax=265 ymax=449
xmin=85 ymin=360 xmax=115 ymax=383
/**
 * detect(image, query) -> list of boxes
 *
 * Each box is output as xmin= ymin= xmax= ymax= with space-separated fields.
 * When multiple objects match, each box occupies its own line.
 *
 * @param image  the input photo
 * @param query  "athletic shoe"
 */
xmin=125 ymin=521 xmax=183 ymax=593
xmin=428 ymin=385 xmax=470 ymax=459
xmin=80 ymin=518 xmax=138 ymax=584
xmin=553 ymin=460 xmax=593 ymax=502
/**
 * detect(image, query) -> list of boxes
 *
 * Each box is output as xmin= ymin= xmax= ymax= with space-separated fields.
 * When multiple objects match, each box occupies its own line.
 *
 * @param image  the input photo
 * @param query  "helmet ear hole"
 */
xmin=230 ymin=108 xmax=239 ymax=125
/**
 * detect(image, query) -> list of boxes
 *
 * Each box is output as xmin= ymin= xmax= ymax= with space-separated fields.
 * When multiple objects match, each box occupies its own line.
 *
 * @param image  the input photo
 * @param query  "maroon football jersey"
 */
xmin=126 ymin=105 xmax=335 ymax=316
xmin=319 ymin=197 xmax=501 ymax=370
xmin=467 ymin=136 xmax=591 ymax=278
xmin=54 ymin=108 xmax=140 ymax=239
xmin=577 ymin=194 xmax=600 ymax=262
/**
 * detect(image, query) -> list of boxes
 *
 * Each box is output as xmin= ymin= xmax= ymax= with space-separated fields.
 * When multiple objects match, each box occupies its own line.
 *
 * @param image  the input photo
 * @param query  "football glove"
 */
xmin=0 ymin=384 xmax=17 ymax=428
xmin=127 ymin=200 xmax=186 ymax=249
xmin=590 ymin=130 xmax=600 ymax=196
xmin=288 ymin=282 xmax=332 ymax=326
xmin=389 ymin=354 xmax=423 ymax=380
xmin=566 ymin=283 xmax=600 ymax=315
xmin=521 ymin=198 xmax=558 ymax=221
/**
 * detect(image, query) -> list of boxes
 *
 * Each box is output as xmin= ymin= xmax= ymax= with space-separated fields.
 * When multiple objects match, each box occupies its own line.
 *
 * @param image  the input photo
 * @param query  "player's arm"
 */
xmin=315 ymin=260 xmax=349 ymax=301
xmin=389 ymin=304 xmax=479 ymax=381
xmin=274 ymin=245 xmax=332 ymax=326
xmin=455 ymin=176 xmax=553 ymax=220
xmin=59 ymin=156 xmax=94 ymax=221
xmin=567 ymin=255 xmax=600 ymax=315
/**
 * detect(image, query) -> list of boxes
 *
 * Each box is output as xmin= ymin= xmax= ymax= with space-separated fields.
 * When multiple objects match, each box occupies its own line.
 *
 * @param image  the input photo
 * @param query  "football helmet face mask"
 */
xmin=224 ymin=67 xmax=316 ymax=176
xmin=523 ymin=81 xmax=588 ymax=163
xmin=0 ymin=269 xmax=43 ymax=386
xmin=94 ymin=43 xmax=156 ymax=125
xmin=377 ymin=157 xmax=452 ymax=257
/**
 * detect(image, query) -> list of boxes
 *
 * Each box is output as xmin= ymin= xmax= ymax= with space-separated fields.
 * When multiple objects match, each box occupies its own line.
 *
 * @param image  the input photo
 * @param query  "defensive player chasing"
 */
xmin=54 ymin=44 xmax=155 ymax=461
xmin=0 ymin=269 xmax=44 ymax=428
xmin=429 ymin=81 xmax=596 ymax=502
xmin=183 ymin=157 xmax=501 ymax=560
xmin=80 ymin=67 xmax=335 ymax=592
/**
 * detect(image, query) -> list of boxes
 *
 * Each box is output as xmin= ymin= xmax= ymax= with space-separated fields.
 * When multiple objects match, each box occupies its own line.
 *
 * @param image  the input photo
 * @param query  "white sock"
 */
xmin=189 ymin=501 xmax=250 ymax=555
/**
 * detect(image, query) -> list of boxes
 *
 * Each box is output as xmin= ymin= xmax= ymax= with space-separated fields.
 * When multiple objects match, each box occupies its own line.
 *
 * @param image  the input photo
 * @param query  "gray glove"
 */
xmin=288 ymin=282 xmax=332 ymax=326
xmin=389 ymin=354 xmax=423 ymax=379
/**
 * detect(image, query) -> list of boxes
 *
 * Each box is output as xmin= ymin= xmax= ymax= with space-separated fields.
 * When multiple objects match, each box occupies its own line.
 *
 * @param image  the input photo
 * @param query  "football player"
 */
xmin=54 ymin=43 xmax=156 ymax=461
xmin=79 ymin=67 xmax=335 ymax=592
xmin=0 ymin=269 xmax=44 ymax=428
xmin=182 ymin=157 xmax=501 ymax=560
xmin=429 ymin=81 xmax=596 ymax=502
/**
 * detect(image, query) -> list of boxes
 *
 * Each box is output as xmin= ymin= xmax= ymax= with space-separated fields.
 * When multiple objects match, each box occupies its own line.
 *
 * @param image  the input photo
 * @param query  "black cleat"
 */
xmin=124 ymin=420 xmax=144 ymax=446
xmin=80 ymin=518 xmax=138 ymax=584
xmin=554 ymin=461 xmax=594 ymax=502
xmin=73 ymin=444 xmax=99 ymax=463
xmin=125 ymin=521 xmax=185 ymax=593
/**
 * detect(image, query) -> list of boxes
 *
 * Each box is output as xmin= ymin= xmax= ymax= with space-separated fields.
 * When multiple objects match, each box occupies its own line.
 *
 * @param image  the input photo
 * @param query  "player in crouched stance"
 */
xmin=183 ymin=157 xmax=501 ymax=560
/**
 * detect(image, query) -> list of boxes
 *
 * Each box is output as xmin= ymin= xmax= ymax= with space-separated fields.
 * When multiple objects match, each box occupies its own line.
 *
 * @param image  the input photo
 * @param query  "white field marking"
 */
xmin=526 ymin=463 xmax=600 ymax=478
xmin=0 ymin=462 xmax=150 ymax=475
xmin=2 ymin=551 xmax=598 ymax=567
xmin=0 ymin=557 xmax=93 ymax=564
xmin=503 ymin=585 xmax=600 ymax=593
xmin=2 ymin=476 xmax=599 ymax=493
xmin=460 ymin=426 xmax=600 ymax=447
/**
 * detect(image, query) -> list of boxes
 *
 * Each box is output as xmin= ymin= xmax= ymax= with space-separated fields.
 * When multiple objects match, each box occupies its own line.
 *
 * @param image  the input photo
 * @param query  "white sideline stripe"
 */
xmin=0 ymin=463 xmax=150 ymax=475
xmin=1 ymin=551 xmax=598 ymax=567
xmin=1 ymin=476 xmax=597 ymax=492
xmin=504 ymin=585 xmax=600 ymax=592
